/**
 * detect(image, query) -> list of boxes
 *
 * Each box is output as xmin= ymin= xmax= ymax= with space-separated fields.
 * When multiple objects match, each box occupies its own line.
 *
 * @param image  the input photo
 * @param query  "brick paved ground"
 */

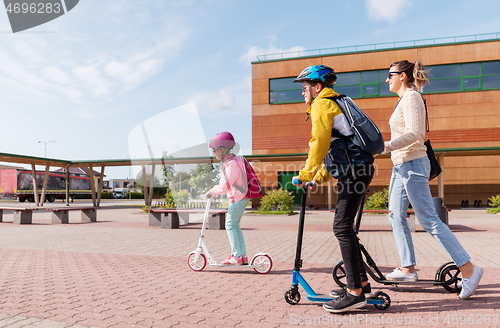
xmin=0 ymin=201 xmax=498 ymax=327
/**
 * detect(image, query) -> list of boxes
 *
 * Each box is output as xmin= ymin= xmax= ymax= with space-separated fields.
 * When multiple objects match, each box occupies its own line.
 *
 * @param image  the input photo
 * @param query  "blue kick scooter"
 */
xmin=284 ymin=179 xmax=391 ymax=310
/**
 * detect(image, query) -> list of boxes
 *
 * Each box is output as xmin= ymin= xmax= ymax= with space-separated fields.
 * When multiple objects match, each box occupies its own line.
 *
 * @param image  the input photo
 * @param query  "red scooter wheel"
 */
xmin=188 ymin=253 xmax=206 ymax=271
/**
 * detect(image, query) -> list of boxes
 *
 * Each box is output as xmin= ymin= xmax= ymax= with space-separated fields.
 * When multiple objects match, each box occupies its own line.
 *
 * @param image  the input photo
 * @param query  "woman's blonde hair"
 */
xmin=390 ymin=60 xmax=429 ymax=90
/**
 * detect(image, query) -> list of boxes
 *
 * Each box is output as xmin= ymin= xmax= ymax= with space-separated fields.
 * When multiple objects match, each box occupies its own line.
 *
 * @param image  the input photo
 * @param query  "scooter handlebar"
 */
xmin=292 ymin=178 xmax=313 ymax=187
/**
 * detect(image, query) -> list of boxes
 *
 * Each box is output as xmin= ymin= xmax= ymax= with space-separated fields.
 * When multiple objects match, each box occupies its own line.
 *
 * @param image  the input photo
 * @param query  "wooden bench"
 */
xmin=0 ymin=207 xmax=39 ymax=224
xmin=46 ymin=207 xmax=100 ymax=224
xmin=148 ymin=208 xmax=228 ymax=230
xmin=330 ymin=209 xmax=417 ymax=232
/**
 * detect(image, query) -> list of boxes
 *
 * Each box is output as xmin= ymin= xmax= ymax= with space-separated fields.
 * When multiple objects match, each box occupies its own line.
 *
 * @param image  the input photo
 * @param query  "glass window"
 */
xmin=482 ymin=75 xmax=500 ymax=89
xmin=462 ymin=63 xmax=480 ymax=76
xmin=334 ymin=85 xmax=361 ymax=98
xmin=270 ymin=90 xmax=304 ymax=104
xmin=336 ymin=72 xmax=360 ymax=86
xmin=427 ymin=65 xmax=460 ymax=79
xmin=482 ymin=61 xmax=500 ymax=75
xmin=379 ymin=69 xmax=389 ymax=82
xmin=269 ymin=61 xmax=500 ymax=104
xmin=362 ymin=84 xmax=378 ymax=96
xmin=269 ymin=77 xmax=297 ymax=91
xmin=361 ymin=71 xmax=378 ymax=84
xmin=463 ymin=78 xmax=480 ymax=89
xmin=423 ymin=78 xmax=461 ymax=92
xmin=379 ymin=83 xmax=392 ymax=95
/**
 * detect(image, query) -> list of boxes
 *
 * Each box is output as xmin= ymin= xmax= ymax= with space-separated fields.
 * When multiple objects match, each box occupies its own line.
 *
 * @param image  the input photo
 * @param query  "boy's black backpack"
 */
xmin=327 ymin=95 xmax=384 ymax=155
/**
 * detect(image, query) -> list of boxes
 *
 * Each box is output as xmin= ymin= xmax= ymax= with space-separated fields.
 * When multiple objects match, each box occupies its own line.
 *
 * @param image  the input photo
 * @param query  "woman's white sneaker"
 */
xmin=459 ymin=265 xmax=483 ymax=299
xmin=385 ymin=267 xmax=418 ymax=281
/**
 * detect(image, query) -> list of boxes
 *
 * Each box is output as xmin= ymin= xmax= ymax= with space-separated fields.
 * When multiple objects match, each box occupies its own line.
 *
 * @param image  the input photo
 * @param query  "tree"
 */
xmin=161 ymin=151 xmax=175 ymax=192
xmin=170 ymin=171 xmax=192 ymax=192
xmin=188 ymin=163 xmax=219 ymax=197
xmin=135 ymin=171 xmax=163 ymax=193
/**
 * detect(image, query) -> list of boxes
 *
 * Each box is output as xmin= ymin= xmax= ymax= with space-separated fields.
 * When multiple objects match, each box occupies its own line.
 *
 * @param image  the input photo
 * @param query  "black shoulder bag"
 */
xmin=422 ymin=97 xmax=442 ymax=180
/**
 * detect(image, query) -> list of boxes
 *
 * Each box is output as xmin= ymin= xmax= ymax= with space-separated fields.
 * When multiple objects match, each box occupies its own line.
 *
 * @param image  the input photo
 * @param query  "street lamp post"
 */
xmin=37 ymin=140 xmax=55 ymax=158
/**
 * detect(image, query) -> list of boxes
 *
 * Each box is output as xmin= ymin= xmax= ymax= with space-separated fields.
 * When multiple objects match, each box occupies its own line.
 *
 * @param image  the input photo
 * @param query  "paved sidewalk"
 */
xmin=0 ymin=203 xmax=499 ymax=327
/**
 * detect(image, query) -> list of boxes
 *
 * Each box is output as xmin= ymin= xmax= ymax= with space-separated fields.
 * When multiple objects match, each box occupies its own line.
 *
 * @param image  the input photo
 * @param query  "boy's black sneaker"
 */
xmin=329 ymin=283 xmax=372 ymax=299
xmin=323 ymin=290 xmax=367 ymax=313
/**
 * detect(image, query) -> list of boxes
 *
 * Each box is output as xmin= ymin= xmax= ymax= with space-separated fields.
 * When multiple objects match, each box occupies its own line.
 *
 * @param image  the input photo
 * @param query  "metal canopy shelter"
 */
xmin=1 ymin=146 xmax=500 ymax=207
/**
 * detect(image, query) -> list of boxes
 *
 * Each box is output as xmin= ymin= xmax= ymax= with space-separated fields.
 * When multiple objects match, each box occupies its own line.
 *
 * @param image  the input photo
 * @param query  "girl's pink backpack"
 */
xmin=223 ymin=156 xmax=262 ymax=199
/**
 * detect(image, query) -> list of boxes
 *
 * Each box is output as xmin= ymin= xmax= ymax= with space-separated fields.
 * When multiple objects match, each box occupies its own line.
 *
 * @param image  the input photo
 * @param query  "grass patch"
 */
xmin=247 ymin=210 xmax=295 ymax=215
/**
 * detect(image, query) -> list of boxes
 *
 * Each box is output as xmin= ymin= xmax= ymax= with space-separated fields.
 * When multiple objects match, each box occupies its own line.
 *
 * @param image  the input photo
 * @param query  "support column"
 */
xmin=40 ymin=165 xmax=50 ymax=206
xmin=97 ymin=166 xmax=105 ymax=206
xmin=142 ymin=164 xmax=148 ymax=206
xmin=31 ymin=164 xmax=40 ymax=206
xmin=89 ymin=166 xmax=97 ymax=207
xmin=66 ymin=165 xmax=71 ymax=206
xmin=148 ymin=165 xmax=155 ymax=207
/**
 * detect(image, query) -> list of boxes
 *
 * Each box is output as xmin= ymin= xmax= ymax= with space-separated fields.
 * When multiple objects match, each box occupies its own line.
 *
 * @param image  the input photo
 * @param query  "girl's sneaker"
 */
xmin=221 ymin=254 xmax=242 ymax=265
xmin=241 ymin=255 xmax=249 ymax=265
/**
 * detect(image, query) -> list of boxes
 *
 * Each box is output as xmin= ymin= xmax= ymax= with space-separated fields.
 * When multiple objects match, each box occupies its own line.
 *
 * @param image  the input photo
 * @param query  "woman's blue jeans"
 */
xmin=226 ymin=198 xmax=250 ymax=257
xmin=388 ymin=156 xmax=470 ymax=268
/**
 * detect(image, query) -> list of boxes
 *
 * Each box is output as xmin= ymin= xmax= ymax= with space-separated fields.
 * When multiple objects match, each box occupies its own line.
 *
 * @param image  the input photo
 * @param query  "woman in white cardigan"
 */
xmin=383 ymin=60 xmax=482 ymax=299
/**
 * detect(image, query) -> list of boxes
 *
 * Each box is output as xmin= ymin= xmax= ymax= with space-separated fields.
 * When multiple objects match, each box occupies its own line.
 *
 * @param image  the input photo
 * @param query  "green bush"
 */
xmin=258 ymin=188 xmax=295 ymax=214
xmin=488 ymin=195 xmax=500 ymax=208
xmin=162 ymin=191 xmax=176 ymax=208
xmin=73 ymin=191 xmax=114 ymax=199
xmin=173 ymin=189 xmax=190 ymax=206
xmin=130 ymin=192 xmax=145 ymax=199
xmin=486 ymin=207 xmax=500 ymax=214
xmin=364 ymin=187 xmax=389 ymax=210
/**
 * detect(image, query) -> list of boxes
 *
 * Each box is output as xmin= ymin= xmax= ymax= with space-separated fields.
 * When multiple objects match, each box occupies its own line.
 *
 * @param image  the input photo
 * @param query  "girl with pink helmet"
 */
xmin=206 ymin=132 xmax=250 ymax=265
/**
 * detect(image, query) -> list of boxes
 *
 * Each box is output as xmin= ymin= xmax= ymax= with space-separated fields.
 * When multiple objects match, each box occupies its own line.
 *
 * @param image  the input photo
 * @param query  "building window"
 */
xmin=269 ymin=77 xmax=303 ymax=104
xmin=113 ymin=182 xmax=120 ymax=188
xmin=268 ymin=60 xmax=500 ymax=104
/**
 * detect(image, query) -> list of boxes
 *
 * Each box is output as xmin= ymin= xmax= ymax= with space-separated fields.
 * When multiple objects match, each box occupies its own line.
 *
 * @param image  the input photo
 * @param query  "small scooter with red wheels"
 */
xmin=187 ymin=196 xmax=273 ymax=274
xmin=284 ymin=179 xmax=391 ymax=310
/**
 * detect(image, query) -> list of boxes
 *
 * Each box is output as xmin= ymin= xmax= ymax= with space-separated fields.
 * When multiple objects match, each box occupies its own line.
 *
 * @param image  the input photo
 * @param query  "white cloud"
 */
xmin=366 ymin=0 xmax=410 ymax=22
xmin=0 ymin=1 xmax=191 ymax=110
xmin=42 ymin=66 xmax=72 ymax=84
xmin=206 ymin=90 xmax=235 ymax=111
xmin=239 ymin=44 xmax=307 ymax=65
xmin=105 ymin=58 xmax=163 ymax=92
xmin=73 ymin=66 xmax=113 ymax=98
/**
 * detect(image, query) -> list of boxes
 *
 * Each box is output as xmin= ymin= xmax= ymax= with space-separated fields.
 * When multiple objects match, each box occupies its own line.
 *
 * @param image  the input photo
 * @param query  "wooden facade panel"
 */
xmin=253 ymin=41 xmax=500 ymax=79
xmin=322 ymin=48 xmax=419 ymax=73
xmin=253 ymin=127 xmax=309 ymax=140
xmin=252 ymin=103 xmax=305 ymax=116
xmin=420 ymin=42 xmax=500 ymax=65
xmin=253 ymin=113 xmax=306 ymax=128
xmin=252 ymin=79 xmax=268 ymax=93
xmin=252 ymin=91 xmax=268 ymax=105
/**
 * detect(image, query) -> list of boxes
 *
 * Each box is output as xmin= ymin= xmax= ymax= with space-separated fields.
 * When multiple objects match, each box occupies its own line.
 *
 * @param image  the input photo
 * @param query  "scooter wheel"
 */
xmin=284 ymin=288 xmax=301 ymax=305
xmin=252 ymin=254 xmax=272 ymax=274
xmin=435 ymin=261 xmax=455 ymax=281
xmin=440 ymin=264 xmax=462 ymax=293
xmin=188 ymin=253 xmax=206 ymax=271
xmin=372 ymin=291 xmax=391 ymax=310
xmin=332 ymin=260 xmax=347 ymax=288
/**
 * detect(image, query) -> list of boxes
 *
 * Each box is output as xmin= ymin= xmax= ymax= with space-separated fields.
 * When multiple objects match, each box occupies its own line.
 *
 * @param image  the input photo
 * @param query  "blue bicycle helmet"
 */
xmin=294 ymin=65 xmax=337 ymax=86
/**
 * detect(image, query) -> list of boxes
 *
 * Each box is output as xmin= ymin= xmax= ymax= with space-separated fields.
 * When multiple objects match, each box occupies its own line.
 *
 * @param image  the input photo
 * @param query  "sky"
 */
xmin=1 ymin=0 xmax=500 ymax=179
